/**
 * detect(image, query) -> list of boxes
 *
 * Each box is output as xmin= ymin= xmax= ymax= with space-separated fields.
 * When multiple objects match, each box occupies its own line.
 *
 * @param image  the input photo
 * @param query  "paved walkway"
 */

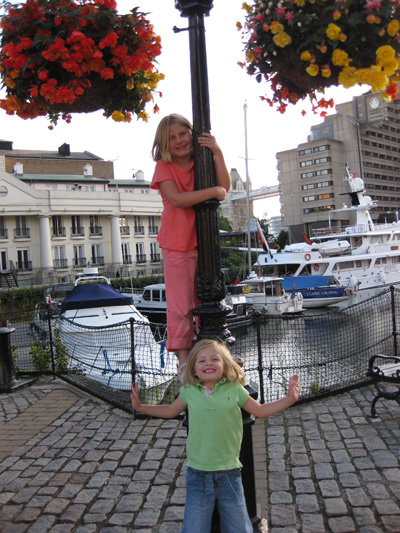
xmin=0 ymin=377 xmax=399 ymax=532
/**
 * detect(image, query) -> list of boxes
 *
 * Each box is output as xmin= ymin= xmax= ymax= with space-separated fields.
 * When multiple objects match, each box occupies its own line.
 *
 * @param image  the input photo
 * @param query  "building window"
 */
xmin=73 ymin=245 xmax=86 ymax=267
xmin=0 ymin=249 xmax=8 ymax=270
xmin=301 ymin=172 xmax=314 ymax=179
xmin=299 ymin=148 xmax=312 ymax=155
xmin=304 ymin=207 xmax=318 ymax=214
xmin=300 ymin=160 xmax=312 ymax=167
xmin=134 ymin=216 xmax=144 ymax=236
xmin=122 ymin=243 xmax=132 ymax=264
xmin=317 ymin=181 xmax=333 ymax=188
xmin=314 ymin=157 xmax=330 ymax=164
xmin=302 ymin=184 xmax=315 ymax=190
xmin=317 ymin=193 xmax=334 ymax=200
xmin=15 ymin=216 xmax=29 ymax=238
xmin=54 ymin=246 xmax=67 ymax=268
xmin=91 ymin=244 xmax=104 ymax=266
xmin=52 ymin=215 xmax=65 ymax=237
xmin=89 ymin=215 xmax=102 ymax=236
xmin=315 ymin=169 xmax=330 ymax=176
xmin=136 ymin=242 xmax=146 ymax=263
xmin=303 ymin=195 xmax=316 ymax=202
xmin=71 ymin=215 xmax=84 ymax=236
xmin=17 ymin=248 xmax=31 ymax=270
xmin=150 ymin=242 xmax=160 ymax=262
xmin=148 ymin=216 xmax=158 ymax=235
xmin=313 ymin=145 xmax=329 ymax=152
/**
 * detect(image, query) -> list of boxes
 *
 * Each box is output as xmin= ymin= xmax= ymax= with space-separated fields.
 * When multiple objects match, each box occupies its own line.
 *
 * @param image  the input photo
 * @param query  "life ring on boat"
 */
xmin=305 ymin=253 xmax=311 ymax=261
xmin=313 ymin=264 xmax=319 ymax=272
xmin=242 ymin=285 xmax=251 ymax=294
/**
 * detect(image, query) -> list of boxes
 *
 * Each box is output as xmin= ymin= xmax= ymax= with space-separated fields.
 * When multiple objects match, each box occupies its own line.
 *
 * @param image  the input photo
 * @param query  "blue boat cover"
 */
xmin=61 ymin=283 xmax=134 ymax=312
xmin=281 ymin=276 xmax=330 ymax=291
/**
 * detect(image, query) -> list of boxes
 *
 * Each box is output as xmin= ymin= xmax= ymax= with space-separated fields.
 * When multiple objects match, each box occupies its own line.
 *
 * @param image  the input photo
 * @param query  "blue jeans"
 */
xmin=181 ymin=467 xmax=253 ymax=533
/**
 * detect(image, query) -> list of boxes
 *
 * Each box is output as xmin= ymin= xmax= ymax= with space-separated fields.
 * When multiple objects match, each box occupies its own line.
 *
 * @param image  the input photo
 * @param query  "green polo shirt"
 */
xmin=179 ymin=379 xmax=249 ymax=471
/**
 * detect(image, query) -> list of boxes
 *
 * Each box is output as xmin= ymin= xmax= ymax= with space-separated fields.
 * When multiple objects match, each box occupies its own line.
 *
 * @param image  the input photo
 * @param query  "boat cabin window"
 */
xmin=333 ymin=259 xmax=371 ymax=271
xmin=275 ymin=265 xmax=300 ymax=276
xmin=143 ymin=290 xmax=151 ymax=301
xmin=152 ymin=290 xmax=161 ymax=302
xmin=370 ymin=235 xmax=383 ymax=244
xmin=162 ymin=290 xmax=166 ymax=302
xmin=298 ymin=264 xmax=328 ymax=275
xmin=374 ymin=257 xmax=387 ymax=265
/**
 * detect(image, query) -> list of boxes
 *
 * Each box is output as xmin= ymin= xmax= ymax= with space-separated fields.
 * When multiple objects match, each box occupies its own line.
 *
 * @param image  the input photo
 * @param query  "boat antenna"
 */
xmin=244 ymin=101 xmax=252 ymax=276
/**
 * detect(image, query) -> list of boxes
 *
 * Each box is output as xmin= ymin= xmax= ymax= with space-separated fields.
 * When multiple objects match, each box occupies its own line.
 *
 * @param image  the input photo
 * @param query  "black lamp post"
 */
xmin=175 ymin=1 xmax=260 ymax=528
xmin=175 ymin=0 xmax=234 ymax=345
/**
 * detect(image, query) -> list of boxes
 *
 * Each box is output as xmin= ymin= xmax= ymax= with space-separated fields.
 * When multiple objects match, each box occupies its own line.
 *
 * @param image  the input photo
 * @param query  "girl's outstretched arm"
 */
xmin=243 ymin=374 xmax=301 ymax=419
xmin=131 ymin=383 xmax=186 ymax=418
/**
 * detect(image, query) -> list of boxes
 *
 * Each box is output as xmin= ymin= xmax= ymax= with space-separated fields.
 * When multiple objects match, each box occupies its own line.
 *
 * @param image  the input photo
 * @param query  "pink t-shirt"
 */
xmin=151 ymin=159 xmax=197 ymax=252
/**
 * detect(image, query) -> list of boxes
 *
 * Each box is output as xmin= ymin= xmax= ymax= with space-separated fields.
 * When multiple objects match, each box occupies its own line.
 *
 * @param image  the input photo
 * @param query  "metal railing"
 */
xmin=3 ymin=287 xmax=399 ymax=413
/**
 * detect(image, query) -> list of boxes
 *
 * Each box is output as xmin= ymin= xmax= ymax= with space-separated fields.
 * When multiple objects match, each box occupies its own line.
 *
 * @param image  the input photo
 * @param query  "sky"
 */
xmin=0 ymin=0 xmax=367 ymax=218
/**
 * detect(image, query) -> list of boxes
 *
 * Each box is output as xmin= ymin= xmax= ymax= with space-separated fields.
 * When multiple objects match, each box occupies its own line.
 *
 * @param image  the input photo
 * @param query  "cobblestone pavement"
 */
xmin=0 ymin=377 xmax=399 ymax=532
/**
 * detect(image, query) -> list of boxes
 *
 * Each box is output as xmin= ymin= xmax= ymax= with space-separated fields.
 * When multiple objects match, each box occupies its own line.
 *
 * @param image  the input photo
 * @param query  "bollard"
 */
xmin=0 ymin=327 xmax=18 ymax=392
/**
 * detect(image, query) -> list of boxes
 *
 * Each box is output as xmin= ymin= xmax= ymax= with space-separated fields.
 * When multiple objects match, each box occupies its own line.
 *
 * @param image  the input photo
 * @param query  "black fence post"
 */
xmin=0 ymin=327 xmax=18 ymax=392
xmin=47 ymin=304 xmax=56 ymax=376
xmin=390 ymin=286 xmax=398 ymax=357
xmin=130 ymin=317 xmax=136 ymax=419
xmin=256 ymin=313 xmax=265 ymax=404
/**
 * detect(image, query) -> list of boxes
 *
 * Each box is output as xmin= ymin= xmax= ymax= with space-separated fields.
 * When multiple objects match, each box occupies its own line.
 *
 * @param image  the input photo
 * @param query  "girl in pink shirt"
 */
xmin=151 ymin=114 xmax=231 ymax=379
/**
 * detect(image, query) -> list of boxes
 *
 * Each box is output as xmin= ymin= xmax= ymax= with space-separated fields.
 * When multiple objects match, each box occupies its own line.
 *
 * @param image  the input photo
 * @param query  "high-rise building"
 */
xmin=277 ymin=91 xmax=400 ymax=242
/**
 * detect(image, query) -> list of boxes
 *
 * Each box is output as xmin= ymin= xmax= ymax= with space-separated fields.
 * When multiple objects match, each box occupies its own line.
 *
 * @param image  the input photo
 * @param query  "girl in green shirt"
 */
xmin=131 ymin=338 xmax=300 ymax=532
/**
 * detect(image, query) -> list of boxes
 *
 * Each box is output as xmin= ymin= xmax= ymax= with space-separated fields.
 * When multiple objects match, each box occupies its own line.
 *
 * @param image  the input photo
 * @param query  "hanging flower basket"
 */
xmin=0 ymin=0 xmax=164 ymax=125
xmin=239 ymin=0 xmax=400 ymax=115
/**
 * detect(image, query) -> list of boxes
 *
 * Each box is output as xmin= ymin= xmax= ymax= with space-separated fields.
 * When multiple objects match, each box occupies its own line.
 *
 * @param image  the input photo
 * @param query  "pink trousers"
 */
xmin=162 ymin=248 xmax=201 ymax=352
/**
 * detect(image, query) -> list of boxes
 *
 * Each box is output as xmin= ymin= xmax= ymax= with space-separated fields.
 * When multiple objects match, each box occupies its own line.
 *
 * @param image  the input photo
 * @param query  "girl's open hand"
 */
xmin=131 ymin=383 xmax=141 ymax=411
xmin=287 ymin=374 xmax=301 ymax=404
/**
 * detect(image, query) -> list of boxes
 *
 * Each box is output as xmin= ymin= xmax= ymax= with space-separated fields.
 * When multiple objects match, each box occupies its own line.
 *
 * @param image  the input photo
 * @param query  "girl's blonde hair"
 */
xmin=151 ymin=114 xmax=193 ymax=163
xmin=183 ymin=338 xmax=245 ymax=387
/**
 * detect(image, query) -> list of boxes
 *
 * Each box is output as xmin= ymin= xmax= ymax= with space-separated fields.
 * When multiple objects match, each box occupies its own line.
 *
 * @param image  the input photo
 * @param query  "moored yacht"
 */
xmin=256 ymin=168 xmax=400 ymax=307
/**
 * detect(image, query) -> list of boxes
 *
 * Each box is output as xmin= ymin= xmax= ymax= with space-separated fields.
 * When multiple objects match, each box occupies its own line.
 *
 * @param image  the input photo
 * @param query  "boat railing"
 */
xmin=311 ymin=224 xmax=367 ymax=238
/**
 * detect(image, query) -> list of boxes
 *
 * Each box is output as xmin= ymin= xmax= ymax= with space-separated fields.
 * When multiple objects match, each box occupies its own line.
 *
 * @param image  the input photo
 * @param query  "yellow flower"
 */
xmin=111 ymin=111 xmax=126 ymax=122
xmin=236 ymin=21 xmax=242 ymax=31
xmin=306 ymin=64 xmax=319 ymax=76
xmin=339 ymin=34 xmax=347 ymax=42
xmin=383 ymin=58 xmax=399 ymax=76
xmin=126 ymin=79 xmax=134 ymax=90
xmin=338 ymin=66 xmax=357 ymax=88
xmin=270 ymin=21 xmax=284 ymax=34
xmin=332 ymin=49 xmax=351 ymax=67
xmin=246 ymin=51 xmax=254 ymax=62
xmin=294 ymin=0 xmax=305 ymax=5
xmin=138 ymin=111 xmax=149 ymax=122
xmin=321 ymin=66 xmax=331 ymax=78
xmin=370 ymin=69 xmax=389 ymax=92
xmin=326 ymin=23 xmax=341 ymax=41
xmin=242 ymin=2 xmax=252 ymax=13
xmin=376 ymin=45 xmax=396 ymax=66
xmin=356 ymin=68 xmax=372 ymax=85
xmin=300 ymin=50 xmax=312 ymax=61
xmin=333 ymin=10 xmax=341 ymax=21
xmin=387 ymin=20 xmax=400 ymax=37
xmin=273 ymin=31 xmax=292 ymax=48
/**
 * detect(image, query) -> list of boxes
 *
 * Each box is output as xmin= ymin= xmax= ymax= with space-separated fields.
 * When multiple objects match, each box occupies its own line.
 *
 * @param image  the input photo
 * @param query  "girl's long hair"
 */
xmin=183 ymin=338 xmax=246 ymax=387
xmin=151 ymin=114 xmax=193 ymax=163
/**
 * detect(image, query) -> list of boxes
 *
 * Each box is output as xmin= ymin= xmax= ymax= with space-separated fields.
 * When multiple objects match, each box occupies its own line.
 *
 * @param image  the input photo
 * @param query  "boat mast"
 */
xmin=244 ymin=101 xmax=252 ymax=276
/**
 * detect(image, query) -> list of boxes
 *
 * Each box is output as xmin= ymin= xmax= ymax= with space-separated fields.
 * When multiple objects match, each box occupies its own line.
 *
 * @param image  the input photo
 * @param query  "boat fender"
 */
xmin=305 ymin=253 xmax=311 ymax=261
xmin=313 ymin=264 xmax=319 ymax=272
xmin=242 ymin=285 xmax=251 ymax=294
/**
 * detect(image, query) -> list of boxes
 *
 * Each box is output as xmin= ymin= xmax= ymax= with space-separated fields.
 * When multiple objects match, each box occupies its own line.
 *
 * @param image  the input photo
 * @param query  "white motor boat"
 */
xmin=227 ymin=272 xmax=303 ymax=315
xmin=56 ymin=270 xmax=176 ymax=390
xmin=256 ymin=167 xmax=400 ymax=307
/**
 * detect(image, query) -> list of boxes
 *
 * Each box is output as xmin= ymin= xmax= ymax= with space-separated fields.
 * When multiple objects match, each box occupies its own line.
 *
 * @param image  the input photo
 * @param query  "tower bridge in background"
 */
xmin=231 ymin=184 xmax=279 ymax=201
